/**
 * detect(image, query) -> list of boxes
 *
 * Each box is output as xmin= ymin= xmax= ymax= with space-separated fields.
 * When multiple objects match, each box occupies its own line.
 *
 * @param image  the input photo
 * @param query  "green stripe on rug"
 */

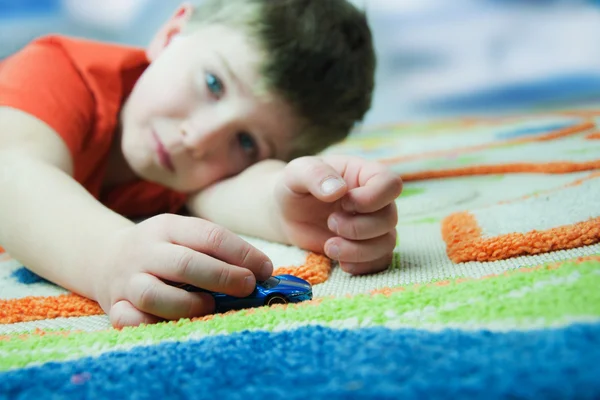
xmin=1 ymin=256 xmax=599 ymax=371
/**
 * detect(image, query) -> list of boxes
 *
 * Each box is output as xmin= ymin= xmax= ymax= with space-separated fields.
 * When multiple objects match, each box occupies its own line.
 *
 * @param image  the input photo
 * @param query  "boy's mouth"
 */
xmin=152 ymin=130 xmax=175 ymax=173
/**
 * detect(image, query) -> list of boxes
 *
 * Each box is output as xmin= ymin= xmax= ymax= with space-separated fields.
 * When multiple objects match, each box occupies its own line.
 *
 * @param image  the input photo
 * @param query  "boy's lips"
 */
xmin=152 ymin=131 xmax=175 ymax=172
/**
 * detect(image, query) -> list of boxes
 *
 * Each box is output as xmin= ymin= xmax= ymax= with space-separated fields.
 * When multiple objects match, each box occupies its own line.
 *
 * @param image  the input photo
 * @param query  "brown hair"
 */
xmin=188 ymin=0 xmax=376 ymax=160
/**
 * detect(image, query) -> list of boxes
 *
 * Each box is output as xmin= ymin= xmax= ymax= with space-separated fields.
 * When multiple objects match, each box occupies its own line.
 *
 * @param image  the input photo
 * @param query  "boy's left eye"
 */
xmin=237 ymin=132 xmax=258 ymax=159
xmin=205 ymin=72 xmax=224 ymax=97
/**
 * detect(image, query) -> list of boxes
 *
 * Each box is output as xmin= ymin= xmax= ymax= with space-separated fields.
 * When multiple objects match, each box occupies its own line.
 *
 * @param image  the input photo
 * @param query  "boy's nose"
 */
xmin=179 ymin=117 xmax=232 ymax=157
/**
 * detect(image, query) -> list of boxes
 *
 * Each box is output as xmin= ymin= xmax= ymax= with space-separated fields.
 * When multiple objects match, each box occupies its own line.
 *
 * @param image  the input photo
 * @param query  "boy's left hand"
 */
xmin=275 ymin=155 xmax=402 ymax=275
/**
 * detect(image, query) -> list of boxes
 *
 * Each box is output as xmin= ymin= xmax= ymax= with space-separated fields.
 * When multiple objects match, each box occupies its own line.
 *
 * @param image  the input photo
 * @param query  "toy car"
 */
xmin=175 ymin=274 xmax=313 ymax=313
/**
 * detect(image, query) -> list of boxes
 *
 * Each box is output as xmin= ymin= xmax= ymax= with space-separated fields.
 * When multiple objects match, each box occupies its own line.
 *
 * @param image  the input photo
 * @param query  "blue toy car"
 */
xmin=175 ymin=274 xmax=313 ymax=313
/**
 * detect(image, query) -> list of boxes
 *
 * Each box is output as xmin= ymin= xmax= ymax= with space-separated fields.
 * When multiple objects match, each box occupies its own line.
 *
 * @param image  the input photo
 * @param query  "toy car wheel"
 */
xmin=266 ymin=294 xmax=288 ymax=306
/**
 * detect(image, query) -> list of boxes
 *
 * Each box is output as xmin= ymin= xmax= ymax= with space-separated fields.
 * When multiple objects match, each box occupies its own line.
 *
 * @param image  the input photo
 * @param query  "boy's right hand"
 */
xmin=94 ymin=214 xmax=274 ymax=328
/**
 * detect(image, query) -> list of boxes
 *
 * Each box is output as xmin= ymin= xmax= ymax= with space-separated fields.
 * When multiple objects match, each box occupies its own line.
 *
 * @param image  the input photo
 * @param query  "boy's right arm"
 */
xmin=0 ymin=107 xmax=273 ymax=327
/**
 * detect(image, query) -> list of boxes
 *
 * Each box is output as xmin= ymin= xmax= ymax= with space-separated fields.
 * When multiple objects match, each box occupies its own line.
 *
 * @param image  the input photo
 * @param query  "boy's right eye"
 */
xmin=205 ymin=72 xmax=224 ymax=98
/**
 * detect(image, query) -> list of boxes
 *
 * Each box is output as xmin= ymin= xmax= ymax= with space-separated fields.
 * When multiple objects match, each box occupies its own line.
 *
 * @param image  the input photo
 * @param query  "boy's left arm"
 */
xmin=186 ymin=156 xmax=402 ymax=275
xmin=187 ymin=159 xmax=287 ymax=243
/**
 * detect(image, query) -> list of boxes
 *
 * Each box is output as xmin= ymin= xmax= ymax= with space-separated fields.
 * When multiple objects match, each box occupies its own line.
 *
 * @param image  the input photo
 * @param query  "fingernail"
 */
xmin=328 ymin=217 xmax=339 ymax=234
xmin=261 ymin=261 xmax=273 ymax=278
xmin=321 ymin=177 xmax=345 ymax=195
xmin=327 ymin=244 xmax=340 ymax=260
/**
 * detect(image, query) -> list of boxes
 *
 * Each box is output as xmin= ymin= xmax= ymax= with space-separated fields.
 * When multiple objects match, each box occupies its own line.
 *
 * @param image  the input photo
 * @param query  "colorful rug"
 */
xmin=1 ymin=109 xmax=600 ymax=399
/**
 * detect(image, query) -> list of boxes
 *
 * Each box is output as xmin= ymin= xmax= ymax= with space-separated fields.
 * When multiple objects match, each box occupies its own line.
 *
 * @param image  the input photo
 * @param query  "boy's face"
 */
xmin=120 ymin=9 xmax=297 ymax=193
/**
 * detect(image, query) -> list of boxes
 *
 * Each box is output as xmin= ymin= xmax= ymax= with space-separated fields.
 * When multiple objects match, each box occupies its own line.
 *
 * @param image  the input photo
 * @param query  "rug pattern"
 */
xmin=1 ymin=110 xmax=599 ymax=398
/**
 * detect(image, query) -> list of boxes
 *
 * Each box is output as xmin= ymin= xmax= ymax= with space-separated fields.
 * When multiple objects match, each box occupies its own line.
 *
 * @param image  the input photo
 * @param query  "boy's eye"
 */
xmin=237 ymin=132 xmax=258 ymax=159
xmin=205 ymin=72 xmax=224 ymax=97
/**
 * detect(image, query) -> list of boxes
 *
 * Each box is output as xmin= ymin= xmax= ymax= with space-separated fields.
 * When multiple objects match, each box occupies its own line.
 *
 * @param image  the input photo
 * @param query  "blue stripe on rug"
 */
xmin=10 ymin=267 xmax=49 ymax=285
xmin=1 ymin=323 xmax=599 ymax=399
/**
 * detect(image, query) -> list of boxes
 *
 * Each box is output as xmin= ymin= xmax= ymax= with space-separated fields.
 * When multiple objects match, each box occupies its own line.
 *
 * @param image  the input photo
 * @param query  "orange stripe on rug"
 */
xmin=442 ymin=212 xmax=600 ymax=263
xmin=400 ymin=160 xmax=600 ymax=182
xmin=379 ymin=120 xmax=594 ymax=165
xmin=442 ymin=172 xmax=600 ymax=262
xmin=0 ymin=294 xmax=104 ymax=324
xmin=587 ymin=132 xmax=600 ymax=140
xmin=273 ymin=252 xmax=332 ymax=285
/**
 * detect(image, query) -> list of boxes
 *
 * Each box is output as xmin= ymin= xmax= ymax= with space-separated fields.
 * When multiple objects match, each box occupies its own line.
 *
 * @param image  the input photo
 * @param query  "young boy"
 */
xmin=0 ymin=0 xmax=402 ymax=328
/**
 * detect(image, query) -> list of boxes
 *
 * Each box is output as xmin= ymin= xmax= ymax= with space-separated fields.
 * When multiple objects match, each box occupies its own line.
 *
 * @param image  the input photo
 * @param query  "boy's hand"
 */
xmin=94 ymin=215 xmax=273 ymax=328
xmin=275 ymin=156 xmax=402 ymax=275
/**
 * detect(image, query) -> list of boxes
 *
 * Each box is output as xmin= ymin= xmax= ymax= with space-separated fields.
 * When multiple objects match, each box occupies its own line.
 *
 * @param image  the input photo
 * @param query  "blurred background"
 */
xmin=2 ymin=0 xmax=600 ymax=126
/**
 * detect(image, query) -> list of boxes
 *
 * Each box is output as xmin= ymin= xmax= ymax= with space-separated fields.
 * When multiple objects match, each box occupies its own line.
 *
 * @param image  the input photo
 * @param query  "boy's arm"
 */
xmin=186 ymin=159 xmax=288 ymax=243
xmin=0 ymin=107 xmax=274 ymax=327
xmin=0 ymin=107 xmax=134 ymax=298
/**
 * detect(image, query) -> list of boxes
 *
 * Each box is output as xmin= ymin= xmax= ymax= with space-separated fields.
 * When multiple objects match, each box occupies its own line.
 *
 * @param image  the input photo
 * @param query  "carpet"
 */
xmin=1 ymin=108 xmax=600 ymax=399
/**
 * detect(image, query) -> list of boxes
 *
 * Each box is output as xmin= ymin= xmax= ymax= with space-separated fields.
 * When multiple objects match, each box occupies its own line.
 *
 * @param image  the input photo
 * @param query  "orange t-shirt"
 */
xmin=0 ymin=35 xmax=188 ymax=218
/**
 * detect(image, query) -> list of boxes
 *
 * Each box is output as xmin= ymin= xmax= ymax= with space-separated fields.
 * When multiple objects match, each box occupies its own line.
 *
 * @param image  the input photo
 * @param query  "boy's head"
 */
xmin=121 ymin=0 xmax=376 ymax=192
xmin=185 ymin=0 xmax=376 ymax=159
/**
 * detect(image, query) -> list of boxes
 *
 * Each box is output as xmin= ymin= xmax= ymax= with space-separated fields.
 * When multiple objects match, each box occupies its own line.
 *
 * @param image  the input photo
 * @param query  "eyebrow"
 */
xmin=214 ymin=51 xmax=279 ymax=159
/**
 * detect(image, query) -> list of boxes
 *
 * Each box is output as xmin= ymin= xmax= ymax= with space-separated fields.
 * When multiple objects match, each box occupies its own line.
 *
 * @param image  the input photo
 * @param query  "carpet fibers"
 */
xmin=1 ymin=109 xmax=599 ymax=399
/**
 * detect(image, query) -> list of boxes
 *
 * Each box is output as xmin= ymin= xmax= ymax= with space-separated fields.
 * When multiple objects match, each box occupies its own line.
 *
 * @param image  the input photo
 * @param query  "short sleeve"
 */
xmin=0 ymin=38 xmax=96 ymax=157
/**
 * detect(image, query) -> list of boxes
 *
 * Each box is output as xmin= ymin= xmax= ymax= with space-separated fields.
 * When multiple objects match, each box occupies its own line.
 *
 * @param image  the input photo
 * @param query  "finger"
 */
xmin=281 ymin=156 xmax=349 ymax=201
xmin=324 ymin=230 xmax=397 ymax=264
xmin=283 ymin=222 xmax=335 ymax=254
xmin=126 ymin=273 xmax=215 ymax=320
xmin=338 ymin=253 xmax=395 ymax=276
xmin=328 ymin=204 xmax=398 ymax=240
xmin=146 ymin=244 xmax=259 ymax=297
xmin=152 ymin=215 xmax=273 ymax=281
xmin=342 ymin=172 xmax=403 ymax=214
xmin=109 ymin=300 xmax=163 ymax=329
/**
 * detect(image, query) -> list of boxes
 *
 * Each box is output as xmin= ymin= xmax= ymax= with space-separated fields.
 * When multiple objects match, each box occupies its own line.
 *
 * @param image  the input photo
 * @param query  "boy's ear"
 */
xmin=146 ymin=2 xmax=195 ymax=62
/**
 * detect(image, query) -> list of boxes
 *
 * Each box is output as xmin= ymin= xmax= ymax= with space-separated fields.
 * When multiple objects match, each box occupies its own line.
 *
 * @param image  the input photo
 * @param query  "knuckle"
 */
xmin=138 ymin=282 xmax=159 ymax=310
xmin=352 ymin=244 xmax=367 ymax=263
xmin=307 ymin=163 xmax=327 ymax=179
xmin=349 ymin=221 xmax=361 ymax=240
xmin=216 ymin=266 xmax=234 ymax=288
xmin=298 ymin=158 xmax=329 ymax=178
xmin=204 ymin=224 xmax=227 ymax=252
xmin=295 ymin=155 xmax=316 ymax=165
xmin=185 ymin=296 xmax=198 ymax=318
xmin=174 ymin=250 xmax=195 ymax=279
xmin=151 ymin=213 xmax=175 ymax=228
xmin=237 ymin=244 xmax=254 ymax=268
xmin=363 ymin=191 xmax=377 ymax=206
xmin=287 ymin=156 xmax=313 ymax=173
xmin=145 ymin=213 xmax=178 ymax=237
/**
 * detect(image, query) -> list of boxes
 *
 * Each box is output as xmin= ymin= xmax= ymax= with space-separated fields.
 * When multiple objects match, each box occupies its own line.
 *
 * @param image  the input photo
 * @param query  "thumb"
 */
xmin=283 ymin=156 xmax=348 ymax=202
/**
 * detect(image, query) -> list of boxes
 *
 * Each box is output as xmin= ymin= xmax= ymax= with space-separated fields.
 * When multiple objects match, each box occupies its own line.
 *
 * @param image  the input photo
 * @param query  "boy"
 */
xmin=0 ymin=0 xmax=402 ymax=328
